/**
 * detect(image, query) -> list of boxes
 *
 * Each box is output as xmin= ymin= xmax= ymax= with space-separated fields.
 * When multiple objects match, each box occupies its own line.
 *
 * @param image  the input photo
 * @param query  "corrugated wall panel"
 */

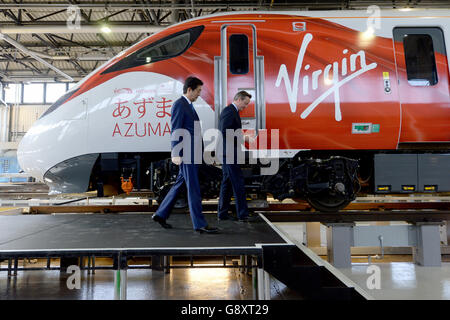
xmin=9 ymin=104 xmax=49 ymax=141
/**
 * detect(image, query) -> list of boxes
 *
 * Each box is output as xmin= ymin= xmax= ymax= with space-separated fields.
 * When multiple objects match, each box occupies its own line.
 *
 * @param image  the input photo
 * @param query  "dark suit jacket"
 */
xmin=171 ymin=96 xmax=202 ymax=163
xmin=218 ymin=104 xmax=243 ymax=162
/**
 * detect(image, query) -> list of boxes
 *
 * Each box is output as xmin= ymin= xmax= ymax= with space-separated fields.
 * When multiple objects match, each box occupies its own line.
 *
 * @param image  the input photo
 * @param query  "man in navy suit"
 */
xmin=152 ymin=77 xmax=218 ymax=234
xmin=217 ymin=91 xmax=254 ymax=222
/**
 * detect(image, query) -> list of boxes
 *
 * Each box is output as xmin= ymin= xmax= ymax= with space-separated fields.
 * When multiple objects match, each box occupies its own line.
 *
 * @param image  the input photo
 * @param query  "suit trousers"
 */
xmin=155 ymin=163 xmax=207 ymax=230
xmin=218 ymin=163 xmax=248 ymax=219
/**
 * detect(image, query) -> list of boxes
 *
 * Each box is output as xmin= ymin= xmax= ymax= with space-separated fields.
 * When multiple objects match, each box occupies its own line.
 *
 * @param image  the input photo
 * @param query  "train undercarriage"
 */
xmin=87 ymin=148 xmax=449 ymax=212
xmin=148 ymin=155 xmax=361 ymax=212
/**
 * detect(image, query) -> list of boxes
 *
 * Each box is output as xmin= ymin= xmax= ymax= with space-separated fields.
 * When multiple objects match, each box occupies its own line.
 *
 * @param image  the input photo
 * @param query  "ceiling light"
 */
xmin=101 ymin=25 xmax=111 ymax=33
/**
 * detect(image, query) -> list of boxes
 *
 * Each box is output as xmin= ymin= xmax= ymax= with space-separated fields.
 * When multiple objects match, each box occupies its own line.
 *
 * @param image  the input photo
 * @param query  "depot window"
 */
xmin=102 ymin=25 xmax=204 ymax=74
xmin=229 ymin=34 xmax=249 ymax=75
xmin=23 ymin=83 xmax=44 ymax=103
xmin=4 ymin=83 xmax=22 ymax=104
xmin=40 ymin=88 xmax=79 ymax=119
xmin=403 ymin=34 xmax=438 ymax=86
xmin=46 ymin=83 xmax=67 ymax=104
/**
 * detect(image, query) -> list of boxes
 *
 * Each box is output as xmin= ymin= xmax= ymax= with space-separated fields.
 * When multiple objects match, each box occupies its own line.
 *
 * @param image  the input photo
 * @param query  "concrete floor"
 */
xmin=0 ymin=267 xmax=302 ymax=300
xmin=274 ymin=222 xmax=450 ymax=300
xmin=4 ymin=256 xmax=450 ymax=300
xmin=339 ymin=262 xmax=450 ymax=300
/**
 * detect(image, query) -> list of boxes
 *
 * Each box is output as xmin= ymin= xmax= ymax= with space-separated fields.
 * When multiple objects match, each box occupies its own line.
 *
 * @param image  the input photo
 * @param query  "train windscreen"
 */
xmin=101 ymin=25 xmax=205 ymax=75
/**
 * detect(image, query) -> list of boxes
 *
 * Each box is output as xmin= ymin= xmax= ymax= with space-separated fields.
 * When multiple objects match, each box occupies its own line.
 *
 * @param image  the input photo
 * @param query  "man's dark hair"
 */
xmin=233 ymin=90 xmax=252 ymax=101
xmin=183 ymin=76 xmax=203 ymax=94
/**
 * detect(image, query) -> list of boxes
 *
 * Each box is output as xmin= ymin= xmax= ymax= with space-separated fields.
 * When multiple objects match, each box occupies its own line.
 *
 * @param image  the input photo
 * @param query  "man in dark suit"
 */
xmin=152 ymin=77 xmax=218 ymax=234
xmin=217 ymin=91 xmax=253 ymax=222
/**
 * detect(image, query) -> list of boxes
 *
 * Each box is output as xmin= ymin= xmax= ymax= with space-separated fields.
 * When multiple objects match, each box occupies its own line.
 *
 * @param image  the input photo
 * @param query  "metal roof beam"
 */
xmin=3 ymin=53 xmax=43 ymax=74
xmin=0 ymin=3 xmax=255 ymax=10
xmin=32 ymin=33 xmax=58 ymax=49
xmin=94 ymin=8 xmax=130 ymax=22
xmin=2 ymin=43 xmax=134 ymax=48
xmin=66 ymin=0 xmax=90 ymax=23
xmin=46 ymin=33 xmax=91 ymax=49
xmin=0 ymin=33 xmax=73 ymax=81
xmin=33 ymin=9 xmax=66 ymax=22
xmin=1 ymin=9 xmax=21 ymax=24
xmin=0 ymin=24 xmax=165 ymax=34
xmin=0 ymin=1 xmax=446 ymax=10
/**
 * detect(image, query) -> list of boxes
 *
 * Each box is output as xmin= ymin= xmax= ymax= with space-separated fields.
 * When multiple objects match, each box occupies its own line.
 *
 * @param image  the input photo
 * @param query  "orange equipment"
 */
xmin=120 ymin=175 xmax=133 ymax=194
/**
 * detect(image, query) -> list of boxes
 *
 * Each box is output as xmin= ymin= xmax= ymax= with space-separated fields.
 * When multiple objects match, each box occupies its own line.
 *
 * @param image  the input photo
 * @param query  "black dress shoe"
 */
xmin=152 ymin=214 xmax=172 ymax=229
xmin=218 ymin=215 xmax=238 ymax=221
xmin=195 ymin=226 xmax=219 ymax=234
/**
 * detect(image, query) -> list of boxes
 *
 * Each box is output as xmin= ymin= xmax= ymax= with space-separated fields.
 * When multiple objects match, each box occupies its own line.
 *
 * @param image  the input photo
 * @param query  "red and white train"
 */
xmin=18 ymin=9 xmax=450 ymax=211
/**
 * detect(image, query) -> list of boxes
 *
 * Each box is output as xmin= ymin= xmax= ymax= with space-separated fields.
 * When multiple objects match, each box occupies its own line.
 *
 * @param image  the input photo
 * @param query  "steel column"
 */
xmin=414 ymin=222 xmax=442 ymax=267
xmin=326 ymin=223 xmax=355 ymax=268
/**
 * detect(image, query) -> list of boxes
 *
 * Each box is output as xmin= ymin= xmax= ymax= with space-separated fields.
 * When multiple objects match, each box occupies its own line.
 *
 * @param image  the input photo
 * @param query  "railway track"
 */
xmin=24 ymin=200 xmax=450 ymax=214
xmin=18 ymin=197 xmax=450 ymax=223
xmin=2 ymin=182 xmax=449 ymax=222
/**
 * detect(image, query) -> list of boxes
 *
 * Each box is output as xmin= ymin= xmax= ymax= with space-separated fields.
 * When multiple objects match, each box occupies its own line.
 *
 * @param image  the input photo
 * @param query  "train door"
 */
xmin=214 ymin=24 xmax=265 ymax=136
xmin=393 ymin=27 xmax=450 ymax=143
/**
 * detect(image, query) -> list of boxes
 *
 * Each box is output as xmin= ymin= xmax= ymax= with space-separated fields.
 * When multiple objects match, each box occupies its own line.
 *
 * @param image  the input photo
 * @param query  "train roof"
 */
xmin=73 ymin=8 xmax=450 ymax=90
xmin=169 ymin=8 xmax=450 ymax=26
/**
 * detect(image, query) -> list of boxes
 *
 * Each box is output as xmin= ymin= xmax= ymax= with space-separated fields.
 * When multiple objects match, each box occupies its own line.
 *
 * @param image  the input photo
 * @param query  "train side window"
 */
xmin=403 ymin=34 xmax=438 ymax=86
xmin=229 ymin=34 xmax=249 ymax=74
xmin=101 ymin=25 xmax=204 ymax=75
xmin=394 ymin=27 xmax=446 ymax=87
xmin=39 ymin=88 xmax=79 ymax=119
xmin=136 ymin=32 xmax=190 ymax=63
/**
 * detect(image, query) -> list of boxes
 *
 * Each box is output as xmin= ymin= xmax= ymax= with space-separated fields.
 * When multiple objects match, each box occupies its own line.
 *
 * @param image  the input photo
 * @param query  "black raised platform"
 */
xmin=0 ymin=213 xmax=289 ymax=257
xmin=0 ymin=213 xmax=368 ymax=300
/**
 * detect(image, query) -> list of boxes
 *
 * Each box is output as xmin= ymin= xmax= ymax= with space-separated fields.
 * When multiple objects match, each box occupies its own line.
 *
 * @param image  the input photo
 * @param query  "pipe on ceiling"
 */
xmin=0 ymin=33 xmax=74 ymax=81
xmin=0 ymin=25 xmax=165 ymax=34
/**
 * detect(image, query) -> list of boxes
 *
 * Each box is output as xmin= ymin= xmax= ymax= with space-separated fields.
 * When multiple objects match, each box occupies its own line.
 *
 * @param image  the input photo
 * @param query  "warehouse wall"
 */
xmin=0 ymin=102 xmax=9 ymax=143
xmin=1 ymin=82 xmax=72 ymax=144
xmin=0 ymin=104 xmax=48 ymax=176
xmin=8 ymin=104 xmax=48 ymax=142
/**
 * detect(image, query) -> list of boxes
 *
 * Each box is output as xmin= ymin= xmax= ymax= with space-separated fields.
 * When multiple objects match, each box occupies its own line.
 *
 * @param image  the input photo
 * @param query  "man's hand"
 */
xmin=243 ymin=133 xmax=256 ymax=144
xmin=172 ymin=156 xmax=182 ymax=165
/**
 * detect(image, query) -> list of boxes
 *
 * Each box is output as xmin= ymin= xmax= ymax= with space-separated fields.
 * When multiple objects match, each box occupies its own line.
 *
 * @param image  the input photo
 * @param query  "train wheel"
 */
xmin=306 ymin=192 xmax=350 ymax=212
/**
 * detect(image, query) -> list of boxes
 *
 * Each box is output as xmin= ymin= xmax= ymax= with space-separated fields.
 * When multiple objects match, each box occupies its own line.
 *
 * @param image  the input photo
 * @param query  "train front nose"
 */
xmin=17 ymin=119 xmax=53 ymax=182
xmin=17 ymin=93 xmax=95 ymax=194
